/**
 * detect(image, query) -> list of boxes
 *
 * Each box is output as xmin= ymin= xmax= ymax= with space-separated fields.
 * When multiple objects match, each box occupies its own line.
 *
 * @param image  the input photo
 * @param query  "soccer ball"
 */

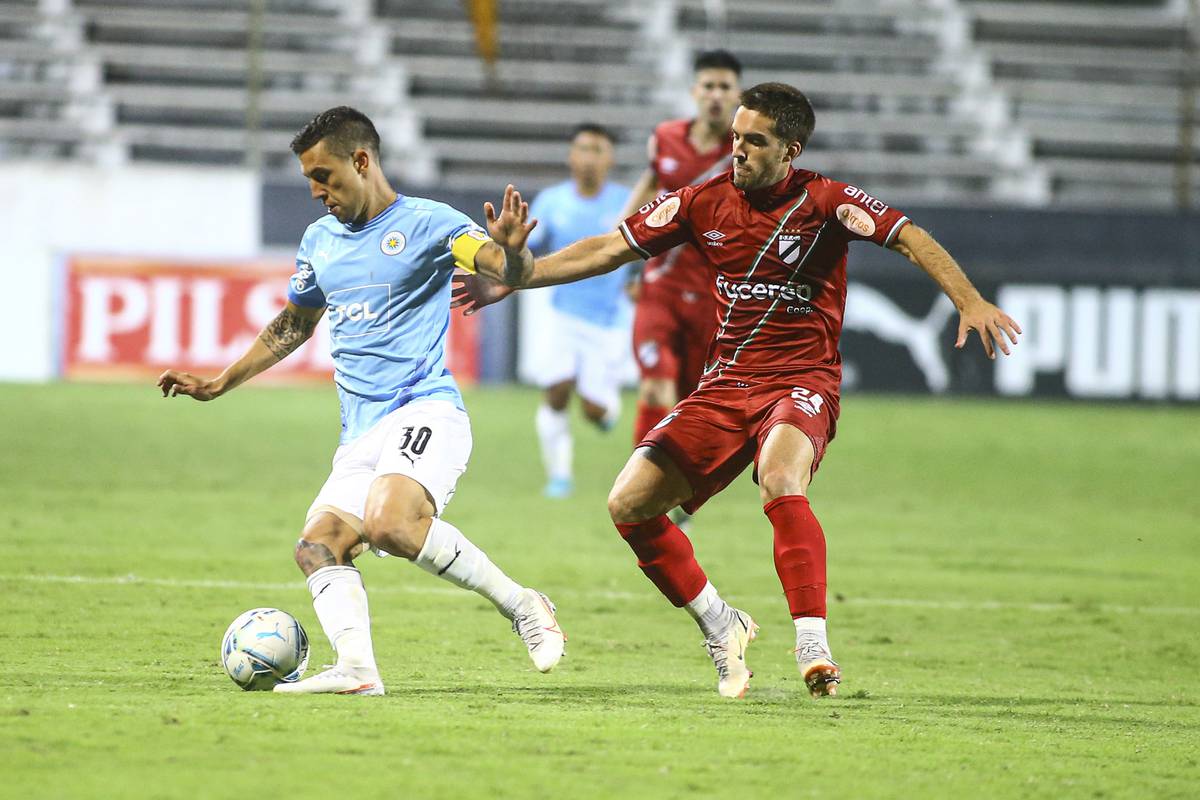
xmin=220 ymin=608 xmax=310 ymax=691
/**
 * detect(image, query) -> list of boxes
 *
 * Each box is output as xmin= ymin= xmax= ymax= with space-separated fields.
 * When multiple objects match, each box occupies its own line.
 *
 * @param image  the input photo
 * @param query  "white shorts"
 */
xmin=306 ymin=399 xmax=472 ymax=525
xmin=538 ymin=308 xmax=628 ymax=413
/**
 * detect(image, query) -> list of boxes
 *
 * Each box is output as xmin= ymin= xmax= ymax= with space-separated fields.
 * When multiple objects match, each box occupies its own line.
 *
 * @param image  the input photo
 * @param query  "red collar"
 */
xmin=742 ymin=168 xmax=809 ymax=210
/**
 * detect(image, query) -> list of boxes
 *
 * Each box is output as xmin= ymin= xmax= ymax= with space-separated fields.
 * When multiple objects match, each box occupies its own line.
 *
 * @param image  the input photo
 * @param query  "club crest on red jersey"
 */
xmin=778 ymin=234 xmax=805 ymax=265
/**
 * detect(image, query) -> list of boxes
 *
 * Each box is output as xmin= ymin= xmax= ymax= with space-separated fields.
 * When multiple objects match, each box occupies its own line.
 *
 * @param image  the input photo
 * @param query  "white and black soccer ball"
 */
xmin=220 ymin=608 xmax=309 ymax=691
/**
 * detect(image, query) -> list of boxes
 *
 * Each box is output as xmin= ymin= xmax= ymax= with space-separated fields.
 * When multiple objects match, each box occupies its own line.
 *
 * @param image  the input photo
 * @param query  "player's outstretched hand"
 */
xmin=956 ymin=299 xmax=1022 ymax=359
xmin=484 ymin=184 xmax=538 ymax=252
xmin=451 ymin=272 xmax=514 ymax=316
xmin=157 ymin=369 xmax=219 ymax=401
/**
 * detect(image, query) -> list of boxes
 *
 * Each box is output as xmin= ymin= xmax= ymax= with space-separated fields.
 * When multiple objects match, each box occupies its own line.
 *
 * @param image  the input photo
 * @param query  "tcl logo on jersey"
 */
xmin=327 ymin=283 xmax=390 ymax=340
xmin=716 ymin=274 xmax=812 ymax=304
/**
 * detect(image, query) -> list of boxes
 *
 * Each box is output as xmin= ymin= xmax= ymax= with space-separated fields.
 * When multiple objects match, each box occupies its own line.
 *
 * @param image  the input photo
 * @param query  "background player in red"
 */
xmin=623 ymin=51 xmax=742 ymax=477
xmin=477 ymin=83 xmax=1021 ymax=700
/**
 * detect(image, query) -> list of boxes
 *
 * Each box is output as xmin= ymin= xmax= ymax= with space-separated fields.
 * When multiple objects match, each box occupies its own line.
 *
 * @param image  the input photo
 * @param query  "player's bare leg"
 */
xmin=275 ymin=509 xmax=385 ymax=695
xmin=538 ymin=380 xmax=575 ymax=498
xmin=632 ymin=377 xmax=694 ymax=531
xmin=758 ymin=424 xmax=839 ymax=698
xmin=608 ymin=447 xmax=757 ymax=698
xmin=580 ymin=396 xmax=616 ymax=432
xmin=365 ymin=474 xmax=564 ymax=672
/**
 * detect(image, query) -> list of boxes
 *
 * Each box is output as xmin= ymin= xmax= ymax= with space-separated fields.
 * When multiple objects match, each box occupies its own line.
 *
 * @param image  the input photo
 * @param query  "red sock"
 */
xmin=633 ymin=403 xmax=669 ymax=447
xmin=764 ymin=495 xmax=827 ymax=618
xmin=615 ymin=515 xmax=707 ymax=607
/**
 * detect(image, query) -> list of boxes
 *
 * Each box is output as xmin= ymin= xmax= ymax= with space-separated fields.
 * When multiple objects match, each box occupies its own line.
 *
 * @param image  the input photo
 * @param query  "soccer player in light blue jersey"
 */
xmin=455 ymin=126 xmax=634 ymax=498
xmin=158 ymin=107 xmax=564 ymax=695
xmin=515 ymin=125 xmax=632 ymax=498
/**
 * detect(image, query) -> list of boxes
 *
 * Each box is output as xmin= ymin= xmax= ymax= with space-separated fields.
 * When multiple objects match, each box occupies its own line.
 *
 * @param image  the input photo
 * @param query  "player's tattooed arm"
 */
xmin=260 ymin=304 xmax=320 ymax=361
xmin=481 ymin=184 xmax=538 ymax=286
xmin=158 ymin=302 xmax=324 ymax=400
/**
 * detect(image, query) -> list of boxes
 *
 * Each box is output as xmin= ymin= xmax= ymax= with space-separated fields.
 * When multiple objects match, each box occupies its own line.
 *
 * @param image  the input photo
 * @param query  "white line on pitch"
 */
xmin=2 ymin=573 xmax=1197 ymax=616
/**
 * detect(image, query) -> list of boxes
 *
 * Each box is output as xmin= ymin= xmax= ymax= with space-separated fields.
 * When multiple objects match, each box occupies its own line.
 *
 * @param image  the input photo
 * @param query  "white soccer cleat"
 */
xmin=272 ymin=665 xmax=385 ymax=696
xmin=703 ymin=609 xmax=758 ymax=699
xmin=794 ymin=635 xmax=840 ymax=698
xmin=511 ymin=589 xmax=565 ymax=673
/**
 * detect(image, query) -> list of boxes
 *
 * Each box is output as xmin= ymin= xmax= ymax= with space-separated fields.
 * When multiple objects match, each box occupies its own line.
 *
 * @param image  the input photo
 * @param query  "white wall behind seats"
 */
xmin=1 ymin=162 xmax=260 ymax=381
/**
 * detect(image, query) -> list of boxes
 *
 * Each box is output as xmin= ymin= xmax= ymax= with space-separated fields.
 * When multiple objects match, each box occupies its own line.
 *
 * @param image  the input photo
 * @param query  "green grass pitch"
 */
xmin=0 ymin=382 xmax=1197 ymax=799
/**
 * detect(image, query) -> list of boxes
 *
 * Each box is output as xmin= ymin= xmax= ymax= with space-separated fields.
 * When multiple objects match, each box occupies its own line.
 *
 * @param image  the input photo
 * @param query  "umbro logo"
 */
xmin=702 ymin=229 xmax=726 ymax=241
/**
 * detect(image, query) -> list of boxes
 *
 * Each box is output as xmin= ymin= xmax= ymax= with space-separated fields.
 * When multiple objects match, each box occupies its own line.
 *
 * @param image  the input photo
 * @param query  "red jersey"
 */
xmin=642 ymin=119 xmax=732 ymax=294
xmin=620 ymin=168 xmax=910 ymax=378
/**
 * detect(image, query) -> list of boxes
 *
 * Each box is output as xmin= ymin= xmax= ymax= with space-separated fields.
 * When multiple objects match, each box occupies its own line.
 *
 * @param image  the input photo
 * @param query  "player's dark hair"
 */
xmin=290 ymin=106 xmax=382 ymax=159
xmin=740 ymin=82 xmax=816 ymax=147
xmin=572 ymin=122 xmax=616 ymax=144
xmin=693 ymin=49 xmax=742 ymax=77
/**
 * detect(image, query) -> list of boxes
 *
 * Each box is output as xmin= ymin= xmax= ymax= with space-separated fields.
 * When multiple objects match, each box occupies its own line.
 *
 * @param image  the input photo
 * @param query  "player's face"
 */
xmin=567 ymin=131 xmax=614 ymax=186
xmin=691 ymin=68 xmax=740 ymax=129
xmin=730 ymin=106 xmax=801 ymax=191
xmin=298 ymin=139 xmax=369 ymax=225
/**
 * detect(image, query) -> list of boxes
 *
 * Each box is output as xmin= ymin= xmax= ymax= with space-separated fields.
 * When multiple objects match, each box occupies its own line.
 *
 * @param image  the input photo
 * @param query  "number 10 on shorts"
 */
xmin=791 ymin=387 xmax=825 ymax=418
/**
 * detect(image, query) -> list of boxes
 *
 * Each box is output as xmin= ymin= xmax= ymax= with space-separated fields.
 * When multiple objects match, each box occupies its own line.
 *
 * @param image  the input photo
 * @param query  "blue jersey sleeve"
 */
xmin=287 ymin=233 xmax=326 ymax=308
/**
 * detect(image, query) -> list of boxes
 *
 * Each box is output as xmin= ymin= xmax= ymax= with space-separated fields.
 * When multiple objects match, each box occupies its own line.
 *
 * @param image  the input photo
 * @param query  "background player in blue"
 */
xmin=157 ymin=107 xmax=564 ymax=695
xmin=525 ymin=125 xmax=631 ymax=497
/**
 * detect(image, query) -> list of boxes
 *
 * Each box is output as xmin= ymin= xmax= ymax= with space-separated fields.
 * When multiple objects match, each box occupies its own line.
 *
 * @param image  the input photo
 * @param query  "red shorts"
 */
xmin=632 ymin=280 xmax=718 ymax=398
xmin=639 ymin=368 xmax=841 ymax=514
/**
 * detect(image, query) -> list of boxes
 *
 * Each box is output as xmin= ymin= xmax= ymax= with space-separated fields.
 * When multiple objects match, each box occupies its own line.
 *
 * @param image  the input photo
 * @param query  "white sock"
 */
xmin=414 ymin=518 xmax=524 ymax=618
xmin=794 ymin=616 xmax=829 ymax=648
xmin=307 ymin=565 xmax=377 ymax=673
xmin=535 ymin=403 xmax=572 ymax=482
xmin=684 ymin=581 xmax=735 ymax=639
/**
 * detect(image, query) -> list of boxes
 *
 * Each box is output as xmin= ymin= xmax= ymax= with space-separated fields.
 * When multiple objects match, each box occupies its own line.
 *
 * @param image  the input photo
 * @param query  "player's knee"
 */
xmin=294 ymin=519 xmax=357 ymax=574
xmin=757 ymin=467 xmax=806 ymax=503
xmin=362 ymin=513 xmax=429 ymax=560
xmin=608 ymin=483 xmax=655 ymax=525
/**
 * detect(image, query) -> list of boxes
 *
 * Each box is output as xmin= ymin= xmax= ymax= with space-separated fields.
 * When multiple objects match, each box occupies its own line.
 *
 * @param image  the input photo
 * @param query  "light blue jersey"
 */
xmin=287 ymin=195 xmax=489 ymax=444
xmin=527 ymin=181 xmax=631 ymax=328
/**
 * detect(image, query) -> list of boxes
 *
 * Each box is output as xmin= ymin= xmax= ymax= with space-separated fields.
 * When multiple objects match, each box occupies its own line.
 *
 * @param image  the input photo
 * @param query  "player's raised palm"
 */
xmin=484 ymin=184 xmax=538 ymax=252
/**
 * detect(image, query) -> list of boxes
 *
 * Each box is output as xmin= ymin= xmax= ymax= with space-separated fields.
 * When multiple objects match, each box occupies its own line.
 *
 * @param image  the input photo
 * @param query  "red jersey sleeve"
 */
xmin=618 ymin=187 xmax=695 ymax=259
xmin=814 ymin=178 xmax=911 ymax=248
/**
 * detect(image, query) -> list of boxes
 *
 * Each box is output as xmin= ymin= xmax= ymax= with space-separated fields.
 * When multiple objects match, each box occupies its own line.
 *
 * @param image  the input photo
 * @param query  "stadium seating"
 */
xmin=376 ymin=0 xmax=671 ymax=191
xmin=1 ymin=0 xmax=1196 ymax=208
xmin=962 ymin=0 xmax=1199 ymax=208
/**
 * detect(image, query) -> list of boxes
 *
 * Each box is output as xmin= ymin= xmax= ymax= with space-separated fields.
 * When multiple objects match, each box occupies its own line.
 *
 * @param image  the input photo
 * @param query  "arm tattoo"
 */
xmin=260 ymin=306 xmax=317 ymax=361
xmin=295 ymin=540 xmax=338 ymax=577
xmin=502 ymin=246 xmax=535 ymax=288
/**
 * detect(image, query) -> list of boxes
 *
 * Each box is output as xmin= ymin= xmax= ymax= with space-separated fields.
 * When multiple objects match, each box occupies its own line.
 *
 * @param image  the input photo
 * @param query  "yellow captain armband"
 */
xmin=450 ymin=228 xmax=491 ymax=273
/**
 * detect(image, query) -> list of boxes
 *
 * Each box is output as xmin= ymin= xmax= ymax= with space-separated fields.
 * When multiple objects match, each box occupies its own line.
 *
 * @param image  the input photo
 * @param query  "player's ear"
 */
xmin=353 ymin=148 xmax=371 ymax=175
xmin=785 ymin=140 xmax=803 ymax=163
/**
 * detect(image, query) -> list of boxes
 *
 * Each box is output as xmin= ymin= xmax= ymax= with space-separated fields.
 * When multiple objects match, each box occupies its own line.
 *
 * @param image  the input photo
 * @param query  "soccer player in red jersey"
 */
xmin=624 ymin=50 xmax=741 ymax=459
xmin=477 ymin=83 xmax=1022 ymax=699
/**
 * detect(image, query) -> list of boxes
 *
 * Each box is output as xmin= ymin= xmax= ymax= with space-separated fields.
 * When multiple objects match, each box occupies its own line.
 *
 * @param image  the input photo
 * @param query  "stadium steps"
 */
xmin=961 ymin=0 xmax=1197 ymax=208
